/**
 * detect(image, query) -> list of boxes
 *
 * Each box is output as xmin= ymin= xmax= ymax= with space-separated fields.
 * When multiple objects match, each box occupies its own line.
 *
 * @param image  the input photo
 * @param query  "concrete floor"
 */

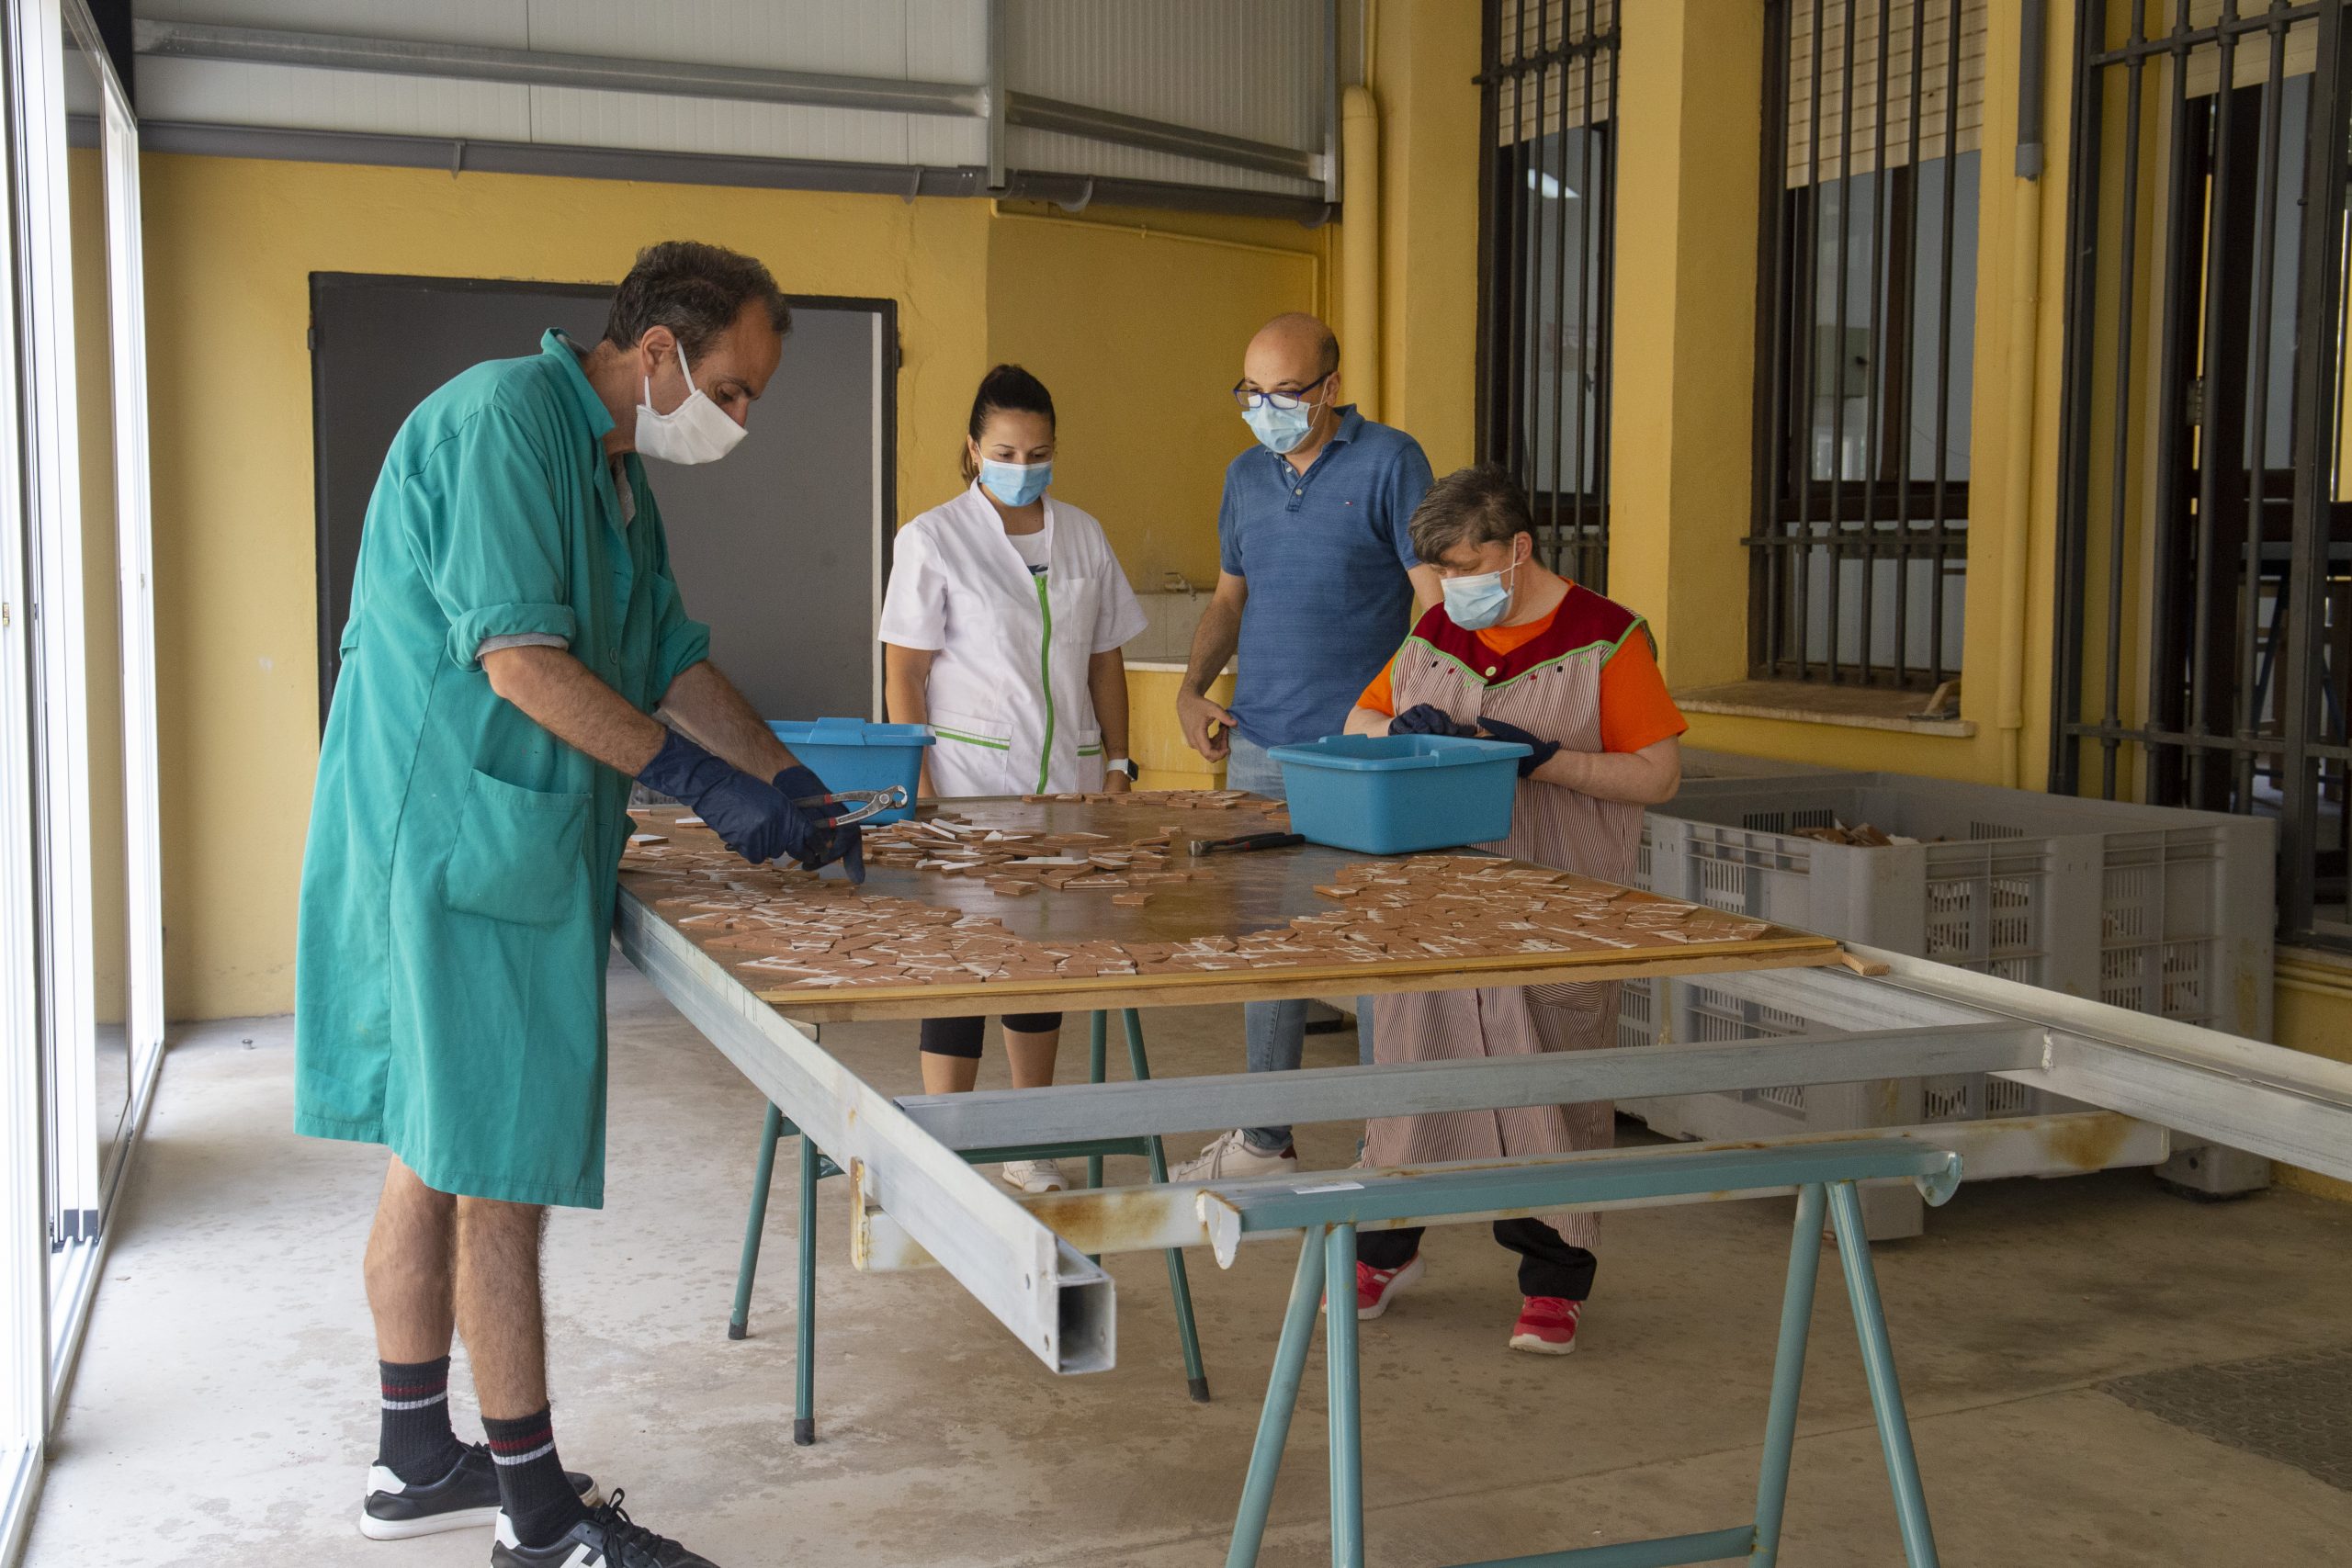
xmin=23 ymin=958 xmax=2352 ymax=1567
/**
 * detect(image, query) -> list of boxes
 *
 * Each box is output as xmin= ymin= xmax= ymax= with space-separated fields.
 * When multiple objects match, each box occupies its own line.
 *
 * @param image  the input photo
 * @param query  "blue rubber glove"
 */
xmin=773 ymin=764 xmax=865 ymax=885
xmin=1473 ymin=716 xmax=1560 ymax=778
xmin=1388 ymin=703 xmax=1478 ymax=738
xmin=637 ymin=730 xmax=821 ymax=868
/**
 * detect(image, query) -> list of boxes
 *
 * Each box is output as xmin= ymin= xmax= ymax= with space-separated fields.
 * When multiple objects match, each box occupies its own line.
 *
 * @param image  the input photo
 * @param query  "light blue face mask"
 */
xmin=1442 ymin=557 xmax=1521 ymax=631
xmin=1242 ymin=400 xmax=1314 ymax=456
xmin=979 ymin=459 xmax=1052 ymax=508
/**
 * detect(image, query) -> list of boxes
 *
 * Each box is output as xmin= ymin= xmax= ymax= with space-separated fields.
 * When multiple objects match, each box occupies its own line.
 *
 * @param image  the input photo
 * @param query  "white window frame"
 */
xmin=0 ymin=15 xmax=46 ymax=1544
xmin=11 ymin=0 xmax=164 ymax=1423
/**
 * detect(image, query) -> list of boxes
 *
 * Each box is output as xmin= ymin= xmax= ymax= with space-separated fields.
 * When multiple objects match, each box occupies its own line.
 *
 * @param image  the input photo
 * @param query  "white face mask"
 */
xmin=633 ymin=342 xmax=747 ymax=466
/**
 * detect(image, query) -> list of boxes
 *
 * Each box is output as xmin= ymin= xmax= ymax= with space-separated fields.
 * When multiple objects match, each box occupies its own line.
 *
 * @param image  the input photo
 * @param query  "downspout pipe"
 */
xmin=1340 ymin=84 xmax=1384 ymax=419
xmin=1997 ymin=0 xmax=2047 ymax=787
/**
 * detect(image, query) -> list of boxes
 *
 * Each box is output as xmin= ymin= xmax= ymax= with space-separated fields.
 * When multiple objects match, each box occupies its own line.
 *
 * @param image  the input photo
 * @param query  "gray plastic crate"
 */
xmin=1616 ymin=773 xmax=2276 ymax=1232
xmin=1645 ymin=773 xmax=2274 ymax=1038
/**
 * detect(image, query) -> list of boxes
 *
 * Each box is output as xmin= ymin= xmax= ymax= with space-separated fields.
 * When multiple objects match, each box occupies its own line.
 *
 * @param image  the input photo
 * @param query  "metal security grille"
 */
xmin=1752 ymin=0 xmax=1986 ymax=688
xmin=2051 ymin=0 xmax=2352 ymax=946
xmin=1476 ymin=0 xmax=1619 ymax=588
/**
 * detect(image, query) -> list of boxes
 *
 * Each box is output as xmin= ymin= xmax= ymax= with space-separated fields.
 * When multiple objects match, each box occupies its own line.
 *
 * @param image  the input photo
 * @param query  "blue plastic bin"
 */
xmin=765 ymin=717 xmax=934 ymax=825
xmin=1264 ymin=734 xmax=1531 ymax=854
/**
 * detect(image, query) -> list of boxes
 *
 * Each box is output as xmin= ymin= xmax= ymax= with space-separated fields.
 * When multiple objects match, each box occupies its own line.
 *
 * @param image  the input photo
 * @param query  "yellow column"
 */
xmin=1604 ymin=1 xmax=1765 ymax=686
xmin=1370 ymin=0 xmax=1481 ymax=473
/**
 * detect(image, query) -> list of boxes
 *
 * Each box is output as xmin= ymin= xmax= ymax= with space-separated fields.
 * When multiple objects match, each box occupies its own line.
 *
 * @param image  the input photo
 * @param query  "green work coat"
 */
xmin=294 ymin=330 xmax=710 ymax=1207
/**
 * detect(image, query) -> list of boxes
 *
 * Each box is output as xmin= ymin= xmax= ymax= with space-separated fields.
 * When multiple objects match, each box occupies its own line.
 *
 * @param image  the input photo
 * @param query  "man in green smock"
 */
xmin=297 ymin=242 xmax=852 ymax=1568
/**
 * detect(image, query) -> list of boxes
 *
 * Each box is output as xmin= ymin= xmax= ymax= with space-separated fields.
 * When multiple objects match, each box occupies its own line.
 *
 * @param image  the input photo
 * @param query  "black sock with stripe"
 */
xmin=483 ymin=1404 xmax=588 ymax=1547
xmin=376 ymin=1356 xmax=467 ymax=1486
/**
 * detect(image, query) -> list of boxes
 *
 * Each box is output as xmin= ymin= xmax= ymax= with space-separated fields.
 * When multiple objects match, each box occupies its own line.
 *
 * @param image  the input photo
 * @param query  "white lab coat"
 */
xmin=879 ymin=484 xmax=1148 ymax=798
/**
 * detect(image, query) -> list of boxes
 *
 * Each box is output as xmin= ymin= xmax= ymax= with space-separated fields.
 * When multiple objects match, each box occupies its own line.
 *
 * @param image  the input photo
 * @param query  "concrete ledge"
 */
xmin=1674 ymin=679 xmax=1977 ymax=738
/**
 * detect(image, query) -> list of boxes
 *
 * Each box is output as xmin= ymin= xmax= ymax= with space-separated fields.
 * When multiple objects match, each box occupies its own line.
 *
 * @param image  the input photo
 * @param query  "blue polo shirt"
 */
xmin=1216 ymin=406 xmax=1432 ymax=748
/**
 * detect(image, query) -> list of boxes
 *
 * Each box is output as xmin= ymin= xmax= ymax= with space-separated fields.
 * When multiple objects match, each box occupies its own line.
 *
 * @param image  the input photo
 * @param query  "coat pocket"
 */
xmin=928 ymin=705 xmax=1012 ymax=750
xmin=443 ymin=769 xmax=592 ymax=927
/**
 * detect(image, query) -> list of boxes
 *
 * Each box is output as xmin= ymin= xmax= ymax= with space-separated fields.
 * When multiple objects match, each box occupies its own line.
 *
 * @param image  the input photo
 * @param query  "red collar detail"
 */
xmin=1410 ymin=584 xmax=1642 ymax=683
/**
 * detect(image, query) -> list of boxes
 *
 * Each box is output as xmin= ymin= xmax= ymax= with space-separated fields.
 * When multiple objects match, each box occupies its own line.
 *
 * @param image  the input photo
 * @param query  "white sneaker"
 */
xmin=1172 ymin=1129 xmax=1299 ymax=1182
xmin=1001 ymin=1158 xmax=1068 ymax=1193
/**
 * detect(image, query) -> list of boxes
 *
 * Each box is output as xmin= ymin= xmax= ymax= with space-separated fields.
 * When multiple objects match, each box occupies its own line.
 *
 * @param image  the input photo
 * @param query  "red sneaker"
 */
xmin=1510 ymin=1295 xmax=1582 ymax=1354
xmin=1353 ymin=1254 xmax=1424 ymax=1320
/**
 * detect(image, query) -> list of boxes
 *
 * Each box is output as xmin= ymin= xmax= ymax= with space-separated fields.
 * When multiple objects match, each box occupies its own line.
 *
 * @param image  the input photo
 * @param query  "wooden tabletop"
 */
xmin=616 ymin=795 xmax=1845 ymax=1022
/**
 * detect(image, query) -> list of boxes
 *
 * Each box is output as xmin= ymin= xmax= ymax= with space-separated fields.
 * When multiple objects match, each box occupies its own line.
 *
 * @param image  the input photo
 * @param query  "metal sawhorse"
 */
xmin=729 ymin=1007 xmax=1208 ymax=1443
xmin=1216 ymin=1139 xmax=1959 ymax=1568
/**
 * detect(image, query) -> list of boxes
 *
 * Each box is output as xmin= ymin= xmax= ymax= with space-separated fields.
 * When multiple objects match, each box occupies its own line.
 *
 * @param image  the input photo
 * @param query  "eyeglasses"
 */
xmin=1231 ymin=371 xmax=1333 ymax=412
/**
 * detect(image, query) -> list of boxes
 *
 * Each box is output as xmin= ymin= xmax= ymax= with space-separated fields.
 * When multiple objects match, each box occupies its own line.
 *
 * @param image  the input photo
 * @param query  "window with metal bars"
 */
xmin=1752 ymin=0 xmax=1985 ymax=689
xmin=1476 ymin=0 xmax=1619 ymax=590
xmin=2052 ymin=0 xmax=2352 ymax=947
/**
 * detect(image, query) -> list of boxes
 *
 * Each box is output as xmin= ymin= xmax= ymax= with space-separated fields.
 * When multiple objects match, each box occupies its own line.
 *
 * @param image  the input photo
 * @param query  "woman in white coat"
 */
xmin=878 ymin=364 xmax=1148 ymax=1192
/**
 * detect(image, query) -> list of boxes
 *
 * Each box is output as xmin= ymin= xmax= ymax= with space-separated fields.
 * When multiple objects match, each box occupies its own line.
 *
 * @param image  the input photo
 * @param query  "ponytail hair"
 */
xmin=960 ymin=363 xmax=1057 ymax=483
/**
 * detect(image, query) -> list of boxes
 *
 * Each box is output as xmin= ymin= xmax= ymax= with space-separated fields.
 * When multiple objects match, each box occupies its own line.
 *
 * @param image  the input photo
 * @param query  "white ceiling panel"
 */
xmin=137 ymin=0 xmax=531 ymax=49
xmin=1004 ymin=0 xmax=1326 ymax=153
xmin=136 ymin=55 xmax=533 ymax=140
xmin=130 ymin=0 xmax=1330 ymax=210
xmin=526 ymin=86 xmax=917 ymax=165
xmin=520 ymin=0 xmax=977 ymax=83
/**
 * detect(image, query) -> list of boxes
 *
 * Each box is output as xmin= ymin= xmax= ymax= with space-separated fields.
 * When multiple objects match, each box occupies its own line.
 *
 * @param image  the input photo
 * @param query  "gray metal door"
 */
xmin=309 ymin=274 xmax=891 ymax=730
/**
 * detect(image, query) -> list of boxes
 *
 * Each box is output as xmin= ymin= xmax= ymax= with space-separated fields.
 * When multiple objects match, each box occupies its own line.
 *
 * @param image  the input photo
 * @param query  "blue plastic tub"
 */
xmin=1263 ymin=734 xmax=1531 ymax=854
xmin=766 ymin=717 xmax=934 ymax=825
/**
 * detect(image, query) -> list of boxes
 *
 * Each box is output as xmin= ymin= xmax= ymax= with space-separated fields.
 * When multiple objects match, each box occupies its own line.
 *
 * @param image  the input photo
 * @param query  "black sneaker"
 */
xmin=491 ymin=1489 xmax=719 ymax=1567
xmin=360 ymin=1443 xmax=602 ymax=1540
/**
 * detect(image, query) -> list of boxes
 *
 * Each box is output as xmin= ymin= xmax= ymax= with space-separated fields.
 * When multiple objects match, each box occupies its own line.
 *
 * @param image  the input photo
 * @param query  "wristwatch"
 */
xmin=1105 ymin=757 xmax=1139 ymax=782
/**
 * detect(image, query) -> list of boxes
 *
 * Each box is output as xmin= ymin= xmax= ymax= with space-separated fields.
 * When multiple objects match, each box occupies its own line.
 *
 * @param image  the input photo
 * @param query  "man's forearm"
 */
xmin=658 ymin=660 xmax=797 ymax=779
xmin=1184 ymin=598 xmax=1242 ymax=696
xmin=482 ymin=646 xmax=667 ymax=775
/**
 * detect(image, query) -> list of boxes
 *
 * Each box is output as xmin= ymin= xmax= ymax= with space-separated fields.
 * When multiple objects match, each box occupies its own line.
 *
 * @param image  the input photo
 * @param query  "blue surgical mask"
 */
xmin=979 ymin=459 xmax=1051 ymax=508
xmin=1242 ymin=400 xmax=1314 ymax=455
xmin=1442 ymin=558 xmax=1521 ymax=631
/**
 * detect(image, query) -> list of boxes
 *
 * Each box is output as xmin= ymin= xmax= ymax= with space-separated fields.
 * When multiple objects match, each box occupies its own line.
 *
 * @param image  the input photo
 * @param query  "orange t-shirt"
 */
xmin=1356 ymin=594 xmax=1688 ymax=755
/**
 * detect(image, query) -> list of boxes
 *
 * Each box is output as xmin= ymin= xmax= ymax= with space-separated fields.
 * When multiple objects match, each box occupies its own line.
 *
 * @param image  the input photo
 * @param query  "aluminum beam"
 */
xmin=1002 ymin=92 xmax=1321 ymax=182
xmin=614 ymin=897 xmax=1113 ymax=1375
xmin=898 ymin=1023 xmax=2051 ymax=1149
xmin=855 ymin=1114 xmax=2168 ymax=1269
xmin=1194 ymin=1139 xmax=1959 ymax=1267
xmin=1710 ymin=943 xmax=2352 ymax=1184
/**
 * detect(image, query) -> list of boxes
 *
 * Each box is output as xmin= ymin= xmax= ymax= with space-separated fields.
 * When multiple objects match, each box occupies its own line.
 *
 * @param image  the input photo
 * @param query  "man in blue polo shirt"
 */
xmin=1172 ymin=311 xmax=1438 ymax=1179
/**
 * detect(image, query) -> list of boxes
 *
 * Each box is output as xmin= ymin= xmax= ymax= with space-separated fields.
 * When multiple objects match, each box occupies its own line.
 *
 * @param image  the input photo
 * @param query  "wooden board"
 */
xmin=616 ymin=795 xmax=1845 ymax=1022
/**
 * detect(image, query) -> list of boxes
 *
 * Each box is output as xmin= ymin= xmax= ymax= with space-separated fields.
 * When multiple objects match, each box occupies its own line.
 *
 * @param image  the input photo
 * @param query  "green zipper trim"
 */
xmin=933 ymin=726 xmax=1011 ymax=750
xmin=1034 ymin=574 xmax=1057 ymax=794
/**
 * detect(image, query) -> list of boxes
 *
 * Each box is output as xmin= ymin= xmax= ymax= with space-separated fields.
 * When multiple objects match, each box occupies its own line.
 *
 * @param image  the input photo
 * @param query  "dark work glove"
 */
xmin=1388 ymin=703 xmax=1478 ymax=738
xmin=1474 ymin=716 xmax=1560 ymax=778
xmin=773 ymin=764 xmax=865 ymax=886
xmin=638 ymin=729 xmax=816 ymax=868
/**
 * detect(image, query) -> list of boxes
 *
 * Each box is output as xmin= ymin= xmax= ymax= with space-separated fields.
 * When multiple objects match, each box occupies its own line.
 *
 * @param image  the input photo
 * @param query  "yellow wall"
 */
xmin=1366 ymin=0 xmax=1480 ymax=476
xmin=141 ymin=155 xmax=1329 ymax=1020
xmin=982 ymin=202 xmax=1327 ymax=588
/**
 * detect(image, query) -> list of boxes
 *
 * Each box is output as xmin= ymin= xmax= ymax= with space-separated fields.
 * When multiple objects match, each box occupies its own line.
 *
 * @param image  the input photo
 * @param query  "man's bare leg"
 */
xmin=454 ymin=1198 xmax=549 ymax=1419
xmin=455 ymin=1196 xmax=590 ymax=1548
xmin=368 ymin=1156 xmax=458 ymax=1361
xmin=362 ymin=1157 xmax=469 ymax=1491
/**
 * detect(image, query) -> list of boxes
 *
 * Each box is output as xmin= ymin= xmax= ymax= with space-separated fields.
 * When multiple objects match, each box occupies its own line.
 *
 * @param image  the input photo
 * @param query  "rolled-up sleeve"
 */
xmin=648 ymin=563 xmax=713 ymax=697
xmin=416 ymin=409 xmax=580 ymax=670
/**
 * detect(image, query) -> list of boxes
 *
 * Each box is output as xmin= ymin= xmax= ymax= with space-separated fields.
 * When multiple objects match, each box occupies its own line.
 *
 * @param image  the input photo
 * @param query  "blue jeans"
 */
xmin=1227 ymin=734 xmax=1375 ymax=1152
